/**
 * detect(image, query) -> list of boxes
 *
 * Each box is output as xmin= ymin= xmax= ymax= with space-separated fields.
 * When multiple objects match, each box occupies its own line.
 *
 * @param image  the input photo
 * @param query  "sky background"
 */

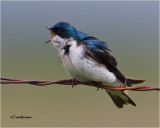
xmin=1 ymin=1 xmax=159 ymax=127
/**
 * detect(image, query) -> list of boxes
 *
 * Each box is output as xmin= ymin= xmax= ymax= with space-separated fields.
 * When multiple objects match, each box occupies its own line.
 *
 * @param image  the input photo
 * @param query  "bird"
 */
xmin=45 ymin=21 xmax=145 ymax=108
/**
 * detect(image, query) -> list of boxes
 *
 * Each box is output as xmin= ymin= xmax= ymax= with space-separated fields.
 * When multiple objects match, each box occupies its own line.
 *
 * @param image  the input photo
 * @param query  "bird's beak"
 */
xmin=45 ymin=26 xmax=55 ymax=44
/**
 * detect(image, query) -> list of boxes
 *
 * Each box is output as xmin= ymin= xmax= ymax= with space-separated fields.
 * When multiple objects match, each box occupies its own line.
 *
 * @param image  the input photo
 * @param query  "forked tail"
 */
xmin=105 ymin=78 xmax=145 ymax=108
xmin=106 ymin=90 xmax=136 ymax=108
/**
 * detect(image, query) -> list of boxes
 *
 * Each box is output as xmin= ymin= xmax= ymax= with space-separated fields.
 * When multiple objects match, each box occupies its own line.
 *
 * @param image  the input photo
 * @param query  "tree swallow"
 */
xmin=46 ymin=21 xmax=145 ymax=108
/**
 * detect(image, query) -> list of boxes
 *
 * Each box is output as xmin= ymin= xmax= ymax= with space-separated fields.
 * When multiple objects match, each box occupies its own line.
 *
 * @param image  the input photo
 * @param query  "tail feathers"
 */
xmin=127 ymin=77 xmax=145 ymax=84
xmin=106 ymin=90 xmax=136 ymax=108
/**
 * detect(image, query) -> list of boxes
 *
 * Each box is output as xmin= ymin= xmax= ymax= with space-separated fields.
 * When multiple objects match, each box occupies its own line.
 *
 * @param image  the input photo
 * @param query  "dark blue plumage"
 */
xmin=51 ymin=22 xmax=78 ymax=39
xmin=51 ymin=21 xmax=111 ymax=51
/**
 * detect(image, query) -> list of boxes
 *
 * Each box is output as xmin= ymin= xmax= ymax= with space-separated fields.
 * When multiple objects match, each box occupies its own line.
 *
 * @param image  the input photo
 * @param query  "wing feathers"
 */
xmin=82 ymin=39 xmax=131 ymax=86
xmin=126 ymin=77 xmax=145 ymax=84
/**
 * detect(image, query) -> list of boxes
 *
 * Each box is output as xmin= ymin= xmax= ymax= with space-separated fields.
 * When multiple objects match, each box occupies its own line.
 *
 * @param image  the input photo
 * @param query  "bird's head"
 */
xmin=46 ymin=22 xmax=78 ymax=48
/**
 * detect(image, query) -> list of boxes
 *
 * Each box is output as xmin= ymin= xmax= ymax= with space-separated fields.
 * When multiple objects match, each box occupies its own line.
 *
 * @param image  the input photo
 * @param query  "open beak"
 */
xmin=45 ymin=26 xmax=54 ymax=44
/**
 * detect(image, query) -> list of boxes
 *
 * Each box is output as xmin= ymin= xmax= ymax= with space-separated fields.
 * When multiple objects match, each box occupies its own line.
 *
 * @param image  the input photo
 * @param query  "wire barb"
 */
xmin=0 ymin=77 xmax=159 ymax=91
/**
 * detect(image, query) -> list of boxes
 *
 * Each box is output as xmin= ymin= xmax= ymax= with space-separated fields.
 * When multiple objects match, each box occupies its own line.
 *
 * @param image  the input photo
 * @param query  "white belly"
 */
xmin=59 ymin=42 xmax=120 ymax=86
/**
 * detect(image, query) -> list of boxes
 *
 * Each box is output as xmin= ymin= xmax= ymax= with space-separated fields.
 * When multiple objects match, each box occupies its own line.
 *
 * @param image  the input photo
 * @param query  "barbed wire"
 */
xmin=1 ymin=77 xmax=159 ymax=91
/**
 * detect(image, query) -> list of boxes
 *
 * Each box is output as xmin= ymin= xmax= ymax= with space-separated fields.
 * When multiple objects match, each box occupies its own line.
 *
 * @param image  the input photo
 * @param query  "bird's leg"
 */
xmin=124 ymin=80 xmax=127 ymax=87
xmin=96 ymin=82 xmax=103 ymax=91
xmin=72 ymin=78 xmax=78 ymax=88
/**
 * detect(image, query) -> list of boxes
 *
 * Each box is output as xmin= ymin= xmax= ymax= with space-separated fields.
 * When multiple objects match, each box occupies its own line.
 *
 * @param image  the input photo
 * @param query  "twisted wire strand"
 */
xmin=1 ymin=77 xmax=159 ymax=91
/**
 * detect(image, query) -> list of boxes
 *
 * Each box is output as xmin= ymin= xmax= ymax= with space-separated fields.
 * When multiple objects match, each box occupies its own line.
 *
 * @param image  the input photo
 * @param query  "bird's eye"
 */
xmin=57 ymin=29 xmax=61 ymax=32
xmin=55 ymin=28 xmax=62 ymax=32
xmin=54 ymin=28 xmax=65 ymax=33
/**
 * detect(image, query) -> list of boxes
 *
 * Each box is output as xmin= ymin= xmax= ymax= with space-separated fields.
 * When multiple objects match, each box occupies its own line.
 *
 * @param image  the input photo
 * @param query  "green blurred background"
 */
xmin=1 ymin=1 xmax=159 ymax=127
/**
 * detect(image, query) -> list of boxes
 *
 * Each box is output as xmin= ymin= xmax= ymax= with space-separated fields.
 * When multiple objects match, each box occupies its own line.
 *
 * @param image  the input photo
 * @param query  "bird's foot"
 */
xmin=96 ymin=82 xmax=103 ymax=91
xmin=119 ymin=80 xmax=128 ymax=88
xmin=119 ymin=84 xmax=126 ymax=88
xmin=71 ymin=78 xmax=78 ymax=88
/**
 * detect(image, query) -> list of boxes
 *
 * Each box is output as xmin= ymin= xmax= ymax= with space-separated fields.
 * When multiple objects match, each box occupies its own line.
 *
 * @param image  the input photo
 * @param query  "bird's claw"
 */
xmin=119 ymin=80 xmax=127 ymax=88
xmin=72 ymin=78 xmax=78 ymax=88
xmin=96 ymin=82 xmax=103 ymax=91
xmin=119 ymin=84 xmax=126 ymax=88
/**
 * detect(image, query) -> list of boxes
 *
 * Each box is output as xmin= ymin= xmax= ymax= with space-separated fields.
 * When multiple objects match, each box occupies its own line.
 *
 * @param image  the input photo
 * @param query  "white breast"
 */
xmin=59 ymin=40 xmax=120 ymax=86
xmin=51 ymin=35 xmax=120 ymax=87
xmin=58 ymin=40 xmax=89 ymax=81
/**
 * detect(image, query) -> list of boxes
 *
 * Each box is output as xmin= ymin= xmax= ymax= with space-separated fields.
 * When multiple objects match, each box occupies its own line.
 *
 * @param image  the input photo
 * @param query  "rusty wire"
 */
xmin=1 ymin=77 xmax=159 ymax=91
